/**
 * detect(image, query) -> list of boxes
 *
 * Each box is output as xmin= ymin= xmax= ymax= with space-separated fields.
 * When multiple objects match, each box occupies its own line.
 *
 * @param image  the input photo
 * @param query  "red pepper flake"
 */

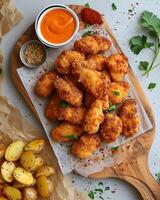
xmin=81 ymin=8 xmax=103 ymax=25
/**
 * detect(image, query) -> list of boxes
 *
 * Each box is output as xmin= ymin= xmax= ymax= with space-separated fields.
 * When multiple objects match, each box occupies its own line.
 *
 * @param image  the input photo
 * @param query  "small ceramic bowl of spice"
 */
xmin=20 ymin=40 xmax=47 ymax=68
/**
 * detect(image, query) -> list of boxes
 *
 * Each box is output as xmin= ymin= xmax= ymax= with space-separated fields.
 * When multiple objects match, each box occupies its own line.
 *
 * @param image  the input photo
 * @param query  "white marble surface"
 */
xmin=2 ymin=0 xmax=160 ymax=199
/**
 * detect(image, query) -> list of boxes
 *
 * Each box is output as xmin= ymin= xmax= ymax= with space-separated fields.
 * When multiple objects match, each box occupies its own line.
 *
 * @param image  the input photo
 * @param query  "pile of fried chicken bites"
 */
xmin=35 ymin=35 xmax=140 ymax=159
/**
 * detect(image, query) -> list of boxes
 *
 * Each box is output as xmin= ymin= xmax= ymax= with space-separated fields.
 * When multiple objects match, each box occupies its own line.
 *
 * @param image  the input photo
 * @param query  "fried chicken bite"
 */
xmin=100 ymin=113 xmax=122 ymax=143
xmin=51 ymin=123 xmax=83 ymax=143
xmin=72 ymin=63 xmax=110 ymax=98
xmin=119 ymin=99 xmax=139 ymax=137
xmin=108 ymin=81 xmax=130 ymax=104
xmin=54 ymin=76 xmax=83 ymax=107
xmin=35 ymin=71 xmax=57 ymax=97
xmin=71 ymin=134 xmax=101 ymax=158
xmin=55 ymin=50 xmax=85 ymax=75
xmin=105 ymin=54 xmax=128 ymax=82
xmin=84 ymin=99 xmax=104 ymax=134
xmin=74 ymin=35 xmax=111 ymax=55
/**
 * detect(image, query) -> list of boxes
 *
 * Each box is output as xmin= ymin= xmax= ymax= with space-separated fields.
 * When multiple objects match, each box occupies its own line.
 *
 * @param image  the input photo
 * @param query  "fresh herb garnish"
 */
xmin=82 ymin=31 xmax=96 ymax=37
xmin=98 ymin=182 xmax=103 ymax=186
xmin=95 ymin=189 xmax=103 ymax=193
xmin=59 ymin=100 xmax=70 ymax=108
xmin=99 ymin=196 xmax=104 ymax=200
xmin=128 ymin=9 xmax=133 ymax=13
xmin=108 ymin=104 xmax=116 ymax=112
xmin=112 ymin=3 xmax=117 ymax=11
xmin=148 ymin=82 xmax=156 ymax=90
xmin=113 ymin=91 xmax=120 ymax=96
xmin=88 ymin=191 xmax=94 ymax=199
xmin=138 ymin=61 xmax=149 ymax=71
xmin=111 ymin=146 xmax=119 ymax=150
xmin=65 ymin=135 xmax=78 ymax=140
xmin=105 ymin=187 xmax=110 ymax=191
xmin=130 ymin=11 xmax=160 ymax=76
xmin=85 ymin=3 xmax=90 ymax=8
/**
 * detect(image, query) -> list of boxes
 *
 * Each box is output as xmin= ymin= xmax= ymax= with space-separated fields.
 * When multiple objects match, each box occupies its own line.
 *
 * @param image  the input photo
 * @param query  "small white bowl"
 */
xmin=35 ymin=4 xmax=79 ymax=48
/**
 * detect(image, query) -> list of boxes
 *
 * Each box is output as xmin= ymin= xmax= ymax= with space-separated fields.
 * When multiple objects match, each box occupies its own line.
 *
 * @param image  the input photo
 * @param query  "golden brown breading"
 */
xmin=84 ymin=100 xmax=104 ymax=134
xmin=119 ymin=99 xmax=139 ymax=137
xmin=108 ymin=81 xmax=130 ymax=104
xmin=35 ymin=71 xmax=57 ymax=97
xmin=85 ymin=92 xmax=109 ymax=110
xmin=71 ymin=134 xmax=101 ymax=158
xmin=51 ymin=123 xmax=83 ymax=143
xmin=100 ymin=113 xmax=122 ymax=143
xmin=55 ymin=50 xmax=85 ymax=74
xmin=105 ymin=54 xmax=128 ymax=82
xmin=72 ymin=63 xmax=110 ymax=98
xmin=74 ymin=35 xmax=111 ymax=55
xmin=54 ymin=76 xmax=83 ymax=107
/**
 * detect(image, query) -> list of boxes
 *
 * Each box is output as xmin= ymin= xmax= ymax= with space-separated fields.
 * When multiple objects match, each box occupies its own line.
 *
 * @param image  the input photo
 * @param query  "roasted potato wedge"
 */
xmin=24 ymin=139 xmax=45 ymax=153
xmin=1 ymin=161 xmax=16 ymax=183
xmin=0 ymin=196 xmax=7 ymax=200
xmin=36 ymin=165 xmax=55 ymax=178
xmin=20 ymin=151 xmax=36 ymax=171
xmin=36 ymin=176 xmax=53 ymax=198
xmin=23 ymin=187 xmax=38 ymax=200
xmin=0 ymin=144 xmax=5 ymax=160
xmin=5 ymin=141 xmax=25 ymax=162
xmin=31 ymin=157 xmax=44 ymax=172
xmin=13 ymin=167 xmax=34 ymax=185
xmin=3 ymin=186 xmax=22 ymax=200
xmin=13 ymin=178 xmax=36 ymax=189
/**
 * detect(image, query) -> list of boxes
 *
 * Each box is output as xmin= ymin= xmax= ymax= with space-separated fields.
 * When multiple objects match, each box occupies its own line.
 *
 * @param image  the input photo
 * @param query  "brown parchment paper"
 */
xmin=0 ymin=96 xmax=88 ymax=200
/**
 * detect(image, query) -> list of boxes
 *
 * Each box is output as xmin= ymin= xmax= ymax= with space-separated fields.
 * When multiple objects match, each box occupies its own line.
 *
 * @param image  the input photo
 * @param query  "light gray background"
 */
xmin=2 ymin=0 xmax=160 ymax=199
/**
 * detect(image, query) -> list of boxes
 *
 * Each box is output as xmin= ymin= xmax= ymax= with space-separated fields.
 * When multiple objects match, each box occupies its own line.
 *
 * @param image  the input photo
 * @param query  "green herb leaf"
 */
xmin=95 ymin=189 xmax=103 ymax=193
xmin=88 ymin=191 xmax=94 ymax=199
xmin=82 ymin=31 xmax=96 ymax=37
xmin=105 ymin=187 xmax=110 ymax=191
xmin=112 ymin=3 xmax=117 ymax=11
xmin=113 ymin=91 xmax=120 ymax=96
xmin=108 ymin=105 xmax=116 ymax=112
xmin=138 ymin=61 xmax=149 ymax=71
xmin=155 ymin=172 xmax=160 ymax=181
xmin=98 ymin=182 xmax=103 ymax=186
xmin=99 ymin=196 xmax=104 ymax=200
xmin=85 ymin=3 xmax=90 ymax=8
xmin=129 ymin=35 xmax=154 ymax=55
xmin=111 ymin=146 xmax=119 ymax=150
xmin=59 ymin=100 xmax=70 ymax=108
xmin=148 ymin=82 xmax=156 ymax=90
xmin=65 ymin=135 xmax=78 ymax=140
xmin=128 ymin=9 xmax=133 ymax=13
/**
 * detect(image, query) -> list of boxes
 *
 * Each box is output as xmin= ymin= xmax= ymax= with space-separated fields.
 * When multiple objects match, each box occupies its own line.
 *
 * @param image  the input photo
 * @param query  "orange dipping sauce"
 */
xmin=40 ymin=9 xmax=76 ymax=44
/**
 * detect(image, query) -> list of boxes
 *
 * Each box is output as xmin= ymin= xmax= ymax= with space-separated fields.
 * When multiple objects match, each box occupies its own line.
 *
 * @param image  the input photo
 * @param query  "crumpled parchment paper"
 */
xmin=0 ymin=96 xmax=88 ymax=200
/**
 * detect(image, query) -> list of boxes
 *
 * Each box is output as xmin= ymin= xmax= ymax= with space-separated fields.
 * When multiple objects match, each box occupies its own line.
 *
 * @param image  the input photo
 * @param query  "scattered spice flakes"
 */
xmin=88 ymin=191 xmax=95 ymax=199
xmin=127 ymin=2 xmax=139 ymax=19
xmin=98 ymin=182 xmax=103 ymax=186
xmin=105 ymin=186 xmax=110 ymax=191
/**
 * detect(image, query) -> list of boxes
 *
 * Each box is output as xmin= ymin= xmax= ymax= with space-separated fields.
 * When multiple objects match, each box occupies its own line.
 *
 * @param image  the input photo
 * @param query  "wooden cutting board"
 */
xmin=10 ymin=5 xmax=160 ymax=199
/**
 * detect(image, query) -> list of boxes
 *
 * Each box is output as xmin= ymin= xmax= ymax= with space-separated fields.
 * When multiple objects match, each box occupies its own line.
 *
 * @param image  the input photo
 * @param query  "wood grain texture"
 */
xmin=10 ymin=5 xmax=159 ymax=199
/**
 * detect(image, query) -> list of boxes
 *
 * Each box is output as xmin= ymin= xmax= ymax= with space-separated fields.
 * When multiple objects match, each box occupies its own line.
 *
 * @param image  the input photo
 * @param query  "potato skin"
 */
xmin=55 ymin=50 xmax=85 ymax=74
xmin=24 ymin=139 xmax=44 ymax=153
xmin=74 ymin=35 xmax=111 ymax=55
xmin=3 ymin=186 xmax=22 ymax=200
xmin=108 ymin=81 xmax=130 ymax=104
xmin=119 ymin=99 xmax=139 ymax=137
xmin=71 ymin=134 xmax=101 ymax=158
xmin=54 ymin=76 xmax=83 ymax=107
xmin=1 ymin=161 xmax=16 ymax=183
xmin=36 ymin=165 xmax=55 ymax=178
xmin=20 ymin=151 xmax=36 ymax=171
xmin=23 ymin=187 xmax=38 ymax=200
xmin=51 ymin=123 xmax=83 ymax=143
xmin=100 ymin=113 xmax=122 ymax=143
xmin=35 ymin=71 xmax=57 ymax=97
xmin=105 ymin=54 xmax=128 ymax=82
xmin=84 ymin=100 xmax=104 ymax=134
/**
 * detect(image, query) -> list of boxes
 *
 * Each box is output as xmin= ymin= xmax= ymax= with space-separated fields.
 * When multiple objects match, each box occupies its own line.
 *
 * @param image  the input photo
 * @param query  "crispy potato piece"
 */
xmin=105 ymin=54 xmax=128 ymax=82
xmin=24 ymin=139 xmax=45 ymax=153
xmin=31 ymin=157 xmax=44 ymax=172
xmin=3 ymin=186 xmax=22 ymax=200
xmin=108 ymin=81 xmax=130 ymax=104
xmin=20 ymin=151 xmax=36 ymax=171
xmin=13 ymin=180 xmax=36 ymax=189
xmin=1 ymin=161 xmax=16 ymax=183
xmin=55 ymin=50 xmax=85 ymax=74
xmin=74 ymin=35 xmax=111 ymax=54
xmin=0 ymin=196 xmax=7 ymax=200
xmin=54 ymin=76 xmax=83 ymax=107
xmin=35 ymin=71 xmax=57 ymax=97
xmin=72 ymin=63 xmax=110 ymax=98
xmin=0 ymin=144 xmax=5 ymax=160
xmin=119 ymin=99 xmax=139 ymax=137
xmin=23 ymin=187 xmax=38 ymax=200
xmin=71 ymin=134 xmax=101 ymax=158
xmin=36 ymin=165 xmax=55 ymax=178
xmin=13 ymin=168 xmax=34 ymax=185
xmin=84 ymin=100 xmax=104 ymax=134
xmin=51 ymin=123 xmax=83 ymax=143
xmin=36 ymin=176 xmax=53 ymax=198
xmin=5 ymin=141 xmax=25 ymax=162
xmin=100 ymin=113 xmax=122 ymax=143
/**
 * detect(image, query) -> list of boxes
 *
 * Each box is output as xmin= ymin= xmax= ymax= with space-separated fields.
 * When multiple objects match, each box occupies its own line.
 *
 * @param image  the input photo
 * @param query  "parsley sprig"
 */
xmin=130 ymin=11 xmax=160 ymax=77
